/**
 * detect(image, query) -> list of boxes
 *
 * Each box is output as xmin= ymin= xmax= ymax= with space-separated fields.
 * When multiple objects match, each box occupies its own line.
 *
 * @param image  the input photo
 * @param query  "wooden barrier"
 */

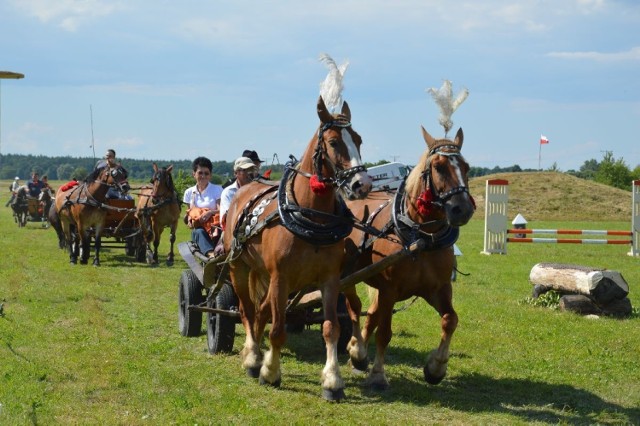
xmin=481 ymin=179 xmax=639 ymax=256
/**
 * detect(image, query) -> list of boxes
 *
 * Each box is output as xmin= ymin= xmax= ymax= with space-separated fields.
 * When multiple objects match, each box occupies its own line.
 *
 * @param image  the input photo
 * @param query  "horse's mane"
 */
xmin=86 ymin=166 xmax=104 ymax=182
xmin=405 ymin=151 xmax=429 ymax=195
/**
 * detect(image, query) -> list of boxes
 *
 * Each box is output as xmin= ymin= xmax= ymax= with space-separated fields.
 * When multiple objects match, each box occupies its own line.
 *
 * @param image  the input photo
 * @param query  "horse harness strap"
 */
xmin=391 ymin=178 xmax=459 ymax=250
xmin=277 ymin=162 xmax=354 ymax=246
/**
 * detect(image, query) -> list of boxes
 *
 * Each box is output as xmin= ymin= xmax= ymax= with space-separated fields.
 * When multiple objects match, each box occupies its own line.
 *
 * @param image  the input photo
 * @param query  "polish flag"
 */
xmin=540 ymin=135 xmax=550 ymax=144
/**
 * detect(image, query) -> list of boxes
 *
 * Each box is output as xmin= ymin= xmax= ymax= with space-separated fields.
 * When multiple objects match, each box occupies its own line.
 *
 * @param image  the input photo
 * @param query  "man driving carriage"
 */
xmin=27 ymin=172 xmax=45 ymax=198
xmin=95 ymin=149 xmax=132 ymax=200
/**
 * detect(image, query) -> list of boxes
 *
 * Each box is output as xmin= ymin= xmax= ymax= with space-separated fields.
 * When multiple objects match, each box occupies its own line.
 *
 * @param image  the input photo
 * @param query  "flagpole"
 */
xmin=538 ymin=142 xmax=541 ymax=170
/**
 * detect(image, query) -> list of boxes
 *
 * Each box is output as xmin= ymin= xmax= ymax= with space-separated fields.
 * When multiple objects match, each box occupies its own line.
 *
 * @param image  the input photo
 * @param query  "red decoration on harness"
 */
xmin=416 ymin=189 xmax=436 ymax=217
xmin=60 ymin=181 xmax=79 ymax=192
xmin=310 ymin=175 xmax=332 ymax=196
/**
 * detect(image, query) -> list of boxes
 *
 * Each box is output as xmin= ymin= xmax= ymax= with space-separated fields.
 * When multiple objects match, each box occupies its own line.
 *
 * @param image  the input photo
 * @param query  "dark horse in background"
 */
xmin=135 ymin=163 xmax=181 ymax=265
xmin=10 ymin=185 xmax=29 ymax=227
xmin=54 ymin=165 xmax=130 ymax=265
xmin=223 ymin=96 xmax=372 ymax=401
xmin=342 ymin=127 xmax=475 ymax=390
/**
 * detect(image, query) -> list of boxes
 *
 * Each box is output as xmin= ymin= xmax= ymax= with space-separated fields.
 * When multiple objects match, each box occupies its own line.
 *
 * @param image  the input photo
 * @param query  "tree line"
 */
xmin=1 ymin=152 xmax=638 ymax=191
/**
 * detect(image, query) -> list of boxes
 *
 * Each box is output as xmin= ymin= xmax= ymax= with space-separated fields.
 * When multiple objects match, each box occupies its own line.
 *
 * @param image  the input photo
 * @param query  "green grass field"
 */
xmin=1 ymin=180 xmax=639 ymax=424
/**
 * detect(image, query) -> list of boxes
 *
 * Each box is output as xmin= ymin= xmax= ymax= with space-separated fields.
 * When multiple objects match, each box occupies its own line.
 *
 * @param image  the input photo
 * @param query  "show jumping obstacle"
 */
xmin=482 ymin=179 xmax=640 ymax=256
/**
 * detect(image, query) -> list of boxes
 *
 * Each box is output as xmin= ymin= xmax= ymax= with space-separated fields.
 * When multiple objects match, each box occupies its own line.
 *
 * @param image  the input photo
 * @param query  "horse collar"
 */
xmin=277 ymin=162 xmax=354 ymax=246
xmin=392 ymin=178 xmax=459 ymax=250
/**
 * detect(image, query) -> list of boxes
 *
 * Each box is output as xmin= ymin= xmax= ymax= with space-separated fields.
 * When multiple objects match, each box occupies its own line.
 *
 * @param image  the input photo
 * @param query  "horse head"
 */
xmin=150 ymin=163 xmax=175 ymax=198
xmin=91 ymin=164 xmax=130 ymax=195
xmin=405 ymin=126 xmax=475 ymax=227
xmin=38 ymin=187 xmax=52 ymax=202
xmin=314 ymin=96 xmax=373 ymax=200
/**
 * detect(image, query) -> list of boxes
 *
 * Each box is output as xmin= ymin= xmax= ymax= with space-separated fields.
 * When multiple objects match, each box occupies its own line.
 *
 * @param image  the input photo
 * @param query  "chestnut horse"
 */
xmin=54 ymin=165 xmax=130 ymax=265
xmin=223 ymin=96 xmax=372 ymax=401
xmin=135 ymin=164 xmax=181 ymax=265
xmin=342 ymin=127 xmax=475 ymax=390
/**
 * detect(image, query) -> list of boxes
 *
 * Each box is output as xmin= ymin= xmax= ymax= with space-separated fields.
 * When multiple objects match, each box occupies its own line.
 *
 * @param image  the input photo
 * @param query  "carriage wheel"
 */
xmin=178 ymin=270 xmax=204 ymax=337
xmin=206 ymin=282 xmax=237 ymax=354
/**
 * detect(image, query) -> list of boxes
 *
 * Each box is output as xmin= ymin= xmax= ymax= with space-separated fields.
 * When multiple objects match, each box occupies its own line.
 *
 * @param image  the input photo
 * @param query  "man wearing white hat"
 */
xmin=219 ymin=157 xmax=259 ymax=228
xmin=6 ymin=177 xmax=21 ymax=207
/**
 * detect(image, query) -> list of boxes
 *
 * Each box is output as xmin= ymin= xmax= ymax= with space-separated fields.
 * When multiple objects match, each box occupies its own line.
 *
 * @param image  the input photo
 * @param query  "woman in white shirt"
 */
xmin=182 ymin=156 xmax=223 ymax=257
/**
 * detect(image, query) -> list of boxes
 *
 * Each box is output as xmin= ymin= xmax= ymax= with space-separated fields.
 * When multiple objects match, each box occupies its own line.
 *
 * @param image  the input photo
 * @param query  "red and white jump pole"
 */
xmin=481 ymin=179 xmax=640 ymax=256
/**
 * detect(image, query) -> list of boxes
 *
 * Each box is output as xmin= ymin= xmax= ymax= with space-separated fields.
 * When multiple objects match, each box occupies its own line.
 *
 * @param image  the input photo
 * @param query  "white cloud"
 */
xmin=547 ymin=46 xmax=640 ymax=62
xmin=11 ymin=0 xmax=125 ymax=31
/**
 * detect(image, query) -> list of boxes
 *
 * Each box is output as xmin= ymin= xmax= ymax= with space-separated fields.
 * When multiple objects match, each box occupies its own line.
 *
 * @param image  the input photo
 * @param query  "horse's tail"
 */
xmin=48 ymin=204 xmax=66 ymax=249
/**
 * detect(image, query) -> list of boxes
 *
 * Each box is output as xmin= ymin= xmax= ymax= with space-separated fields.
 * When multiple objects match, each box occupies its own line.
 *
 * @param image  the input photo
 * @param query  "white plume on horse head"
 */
xmin=426 ymin=80 xmax=469 ymax=136
xmin=319 ymin=53 xmax=349 ymax=114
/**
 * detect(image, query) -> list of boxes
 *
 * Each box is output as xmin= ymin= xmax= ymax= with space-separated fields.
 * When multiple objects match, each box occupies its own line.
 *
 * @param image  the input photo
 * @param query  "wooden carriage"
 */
xmin=90 ymin=198 xmax=146 ymax=262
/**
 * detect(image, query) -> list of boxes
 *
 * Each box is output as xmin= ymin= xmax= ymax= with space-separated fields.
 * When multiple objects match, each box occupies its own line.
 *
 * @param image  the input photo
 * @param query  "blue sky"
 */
xmin=1 ymin=0 xmax=639 ymax=171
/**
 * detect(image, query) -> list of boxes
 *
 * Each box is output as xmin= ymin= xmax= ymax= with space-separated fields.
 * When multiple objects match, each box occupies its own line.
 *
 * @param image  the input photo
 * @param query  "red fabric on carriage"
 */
xmin=60 ymin=181 xmax=79 ymax=192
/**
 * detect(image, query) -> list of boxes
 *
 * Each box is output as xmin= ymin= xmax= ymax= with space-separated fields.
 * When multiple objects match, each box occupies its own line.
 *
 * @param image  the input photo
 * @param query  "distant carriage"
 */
xmin=54 ymin=165 xmax=131 ymax=265
xmin=11 ymin=186 xmax=52 ymax=227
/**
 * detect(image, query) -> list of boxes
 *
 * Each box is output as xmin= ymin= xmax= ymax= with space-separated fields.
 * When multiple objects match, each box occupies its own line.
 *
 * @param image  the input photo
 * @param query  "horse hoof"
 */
xmin=80 ymin=259 xmax=88 ymax=265
xmin=70 ymin=259 xmax=77 ymax=265
xmin=166 ymin=260 xmax=174 ymax=266
xmin=423 ymin=365 xmax=446 ymax=385
xmin=349 ymin=357 xmax=369 ymax=373
xmin=322 ymin=388 xmax=345 ymax=402
xmin=259 ymin=377 xmax=281 ymax=388
xmin=246 ymin=367 xmax=261 ymax=379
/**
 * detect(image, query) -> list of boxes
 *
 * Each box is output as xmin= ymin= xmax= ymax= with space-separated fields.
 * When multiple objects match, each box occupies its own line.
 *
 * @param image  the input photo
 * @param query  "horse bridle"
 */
xmin=420 ymin=145 xmax=470 ymax=206
xmin=310 ymin=120 xmax=367 ymax=189
xmin=150 ymin=168 xmax=176 ymax=200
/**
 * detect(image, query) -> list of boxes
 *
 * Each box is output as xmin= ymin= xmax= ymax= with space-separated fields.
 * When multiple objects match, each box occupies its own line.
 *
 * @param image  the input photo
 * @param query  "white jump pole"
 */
xmin=481 ymin=179 xmax=509 ymax=255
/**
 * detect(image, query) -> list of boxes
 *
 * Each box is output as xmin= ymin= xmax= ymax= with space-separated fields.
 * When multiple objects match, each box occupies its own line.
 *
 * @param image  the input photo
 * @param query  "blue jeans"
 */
xmin=191 ymin=228 xmax=215 ymax=255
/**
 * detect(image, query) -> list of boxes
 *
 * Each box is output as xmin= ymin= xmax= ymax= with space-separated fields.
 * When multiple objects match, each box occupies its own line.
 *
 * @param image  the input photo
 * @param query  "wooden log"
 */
xmin=529 ymin=263 xmax=629 ymax=304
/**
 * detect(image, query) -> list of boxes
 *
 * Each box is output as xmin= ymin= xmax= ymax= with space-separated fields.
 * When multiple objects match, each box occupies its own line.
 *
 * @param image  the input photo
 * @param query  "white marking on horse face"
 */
xmin=450 ymin=156 xmax=466 ymax=188
xmin=339 ymin=129 xmax=372 ymax=197
xmin=341 ymin=128 xmax=363 ymax=168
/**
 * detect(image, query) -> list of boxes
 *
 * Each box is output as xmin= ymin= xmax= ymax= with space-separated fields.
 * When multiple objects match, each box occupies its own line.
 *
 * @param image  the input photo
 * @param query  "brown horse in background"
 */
xmin=342 ymin=127 xmax=475 ymax=390
xmin=223 ymin=96 xmax=372 ymax=401
xmin=54 ymin=165 xmax=130 ymax=265
xmin=135 ymin=163 xmax=181 ymax=265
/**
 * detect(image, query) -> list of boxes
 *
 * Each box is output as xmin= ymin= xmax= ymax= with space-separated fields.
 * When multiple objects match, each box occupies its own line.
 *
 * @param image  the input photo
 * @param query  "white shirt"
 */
xmin=11 ymin=181 xmax=20 ymax=192
xmin=183 ymin=182 xmax=223 ymax=209
xmin=220 ymin=181 xmax=239 ymax=218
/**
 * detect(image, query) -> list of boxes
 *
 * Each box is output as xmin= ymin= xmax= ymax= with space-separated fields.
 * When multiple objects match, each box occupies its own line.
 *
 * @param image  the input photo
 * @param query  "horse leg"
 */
xmin=320 ymin=280 xmax=346 ymax=401
xmin=166 ymin=225 xmax=176 ymax=266
xmin=93 ymin=233 xmax=102 ymax=266
xmin=232 ymin=267 xmax=263 ymax=377
xmin=152 ymin=226 xmax=161 ymax=264
xmin=364 ymin=289 xmax=393 ymax=390
xmin=62 ymin=220 xmax=77 ymax=264
xmin=423 ymin=285 xmax=457 ymax=385
xmin=258 ymin=280 xmax=286 ymax=388
xmin=343 ymin=287 xmax=369 ymax=372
